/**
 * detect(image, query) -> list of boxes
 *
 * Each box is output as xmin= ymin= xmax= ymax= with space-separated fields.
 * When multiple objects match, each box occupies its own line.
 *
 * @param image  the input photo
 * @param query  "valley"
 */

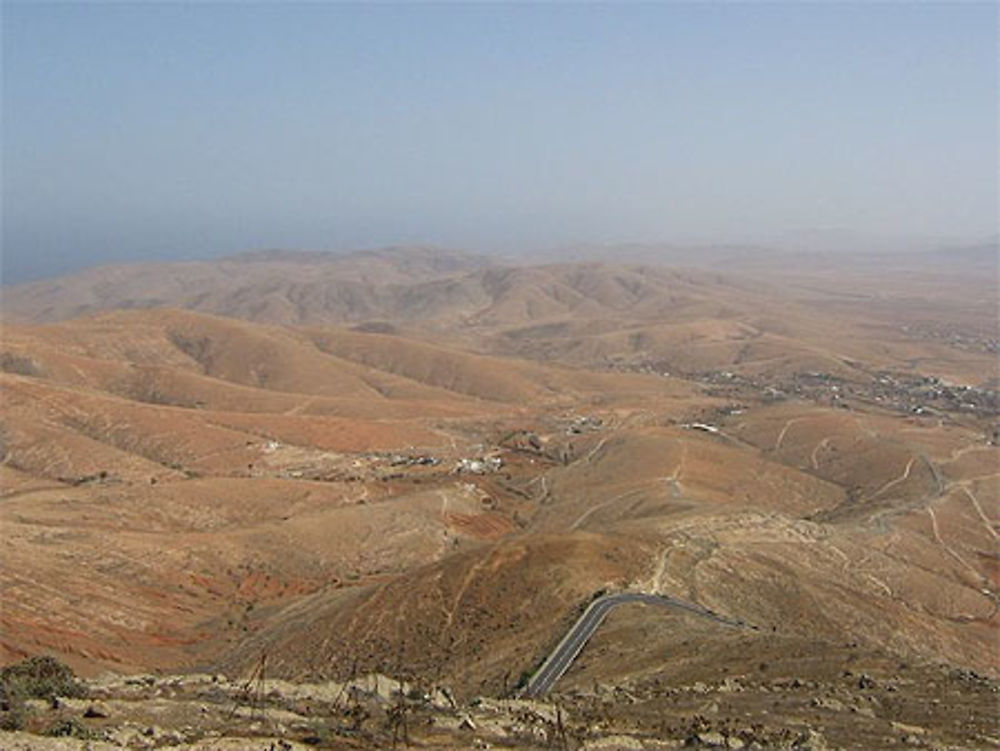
xmin=0 ymin=246 xmax=997 ymax=748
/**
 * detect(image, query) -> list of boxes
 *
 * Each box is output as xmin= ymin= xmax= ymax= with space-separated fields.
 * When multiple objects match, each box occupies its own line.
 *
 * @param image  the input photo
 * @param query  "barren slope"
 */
xmin=1 ymin=250 xmax=996 ymax=745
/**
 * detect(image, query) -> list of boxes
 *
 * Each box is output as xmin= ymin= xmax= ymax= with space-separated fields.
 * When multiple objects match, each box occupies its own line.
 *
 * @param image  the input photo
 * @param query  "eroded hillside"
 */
xmin=1 ymin=249 xmax=997 ymax=749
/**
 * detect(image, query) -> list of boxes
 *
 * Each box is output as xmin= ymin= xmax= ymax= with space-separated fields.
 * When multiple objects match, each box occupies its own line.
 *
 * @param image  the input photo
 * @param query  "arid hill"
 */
xmin=2 ymin=247 xmax=494 ymax=326
xmin=6 ymin=245 xmax=995 ymax=385
xmin=1 ymin=247 xmax=997 ymax=749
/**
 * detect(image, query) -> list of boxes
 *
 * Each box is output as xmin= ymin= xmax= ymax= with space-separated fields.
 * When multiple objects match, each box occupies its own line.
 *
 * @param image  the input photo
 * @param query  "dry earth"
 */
xmin=1 ymin=246 xmax=997 ymax=748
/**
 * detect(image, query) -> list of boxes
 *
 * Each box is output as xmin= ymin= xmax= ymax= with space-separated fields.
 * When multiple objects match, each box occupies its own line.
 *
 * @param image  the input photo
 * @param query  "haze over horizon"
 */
xmin=2 ymin=6 xmax=999 ymax=743
xmin=3 ymin=2 xmax=997 ymax=282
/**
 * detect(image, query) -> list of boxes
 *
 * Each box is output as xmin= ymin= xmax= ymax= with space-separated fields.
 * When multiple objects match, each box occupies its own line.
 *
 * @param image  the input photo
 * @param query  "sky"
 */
xmin=2 ymin=2 xmax=997 ymax=282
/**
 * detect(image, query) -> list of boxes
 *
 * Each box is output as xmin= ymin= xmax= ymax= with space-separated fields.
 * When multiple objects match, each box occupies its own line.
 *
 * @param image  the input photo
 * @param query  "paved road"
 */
xmin=522 ymin=592 xmax=753 ymax=697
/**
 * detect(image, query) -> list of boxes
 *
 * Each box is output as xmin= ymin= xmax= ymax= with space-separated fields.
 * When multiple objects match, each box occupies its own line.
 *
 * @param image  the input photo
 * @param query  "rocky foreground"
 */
xmin=2 ymin=654 xmax=997 ymax=750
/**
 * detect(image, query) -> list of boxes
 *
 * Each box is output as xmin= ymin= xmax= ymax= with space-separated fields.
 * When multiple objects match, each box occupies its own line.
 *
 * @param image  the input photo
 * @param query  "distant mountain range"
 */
xmin=1 ymin=246 xmax=759 ymax=327
xmin=4 ymin=242 xmax=994 ymax=328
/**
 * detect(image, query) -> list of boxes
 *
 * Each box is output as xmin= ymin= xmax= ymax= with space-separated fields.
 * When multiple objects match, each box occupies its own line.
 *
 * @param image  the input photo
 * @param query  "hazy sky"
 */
xmin=3 ymin=2 xmax=997 ymax=282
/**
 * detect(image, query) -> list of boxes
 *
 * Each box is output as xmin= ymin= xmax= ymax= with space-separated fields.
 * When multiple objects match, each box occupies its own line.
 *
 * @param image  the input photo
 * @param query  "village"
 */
xmin=606 ymin=357 xmax=997 ymax=427
xmin=243 ymin=411 xmax=610 ymax=495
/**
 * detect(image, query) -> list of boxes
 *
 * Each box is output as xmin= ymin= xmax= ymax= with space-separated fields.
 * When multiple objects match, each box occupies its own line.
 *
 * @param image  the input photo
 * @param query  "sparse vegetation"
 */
xmin=0 ymin=655 xmax=87 ymax=702
xmin=0 ymin=656 xmax=87 ymax=734
xmin=0 ymin=351 xmax=41 ymax=377
xmin=44 ymin=717 xmax=94 ymax=739
xmin=0 ymin=689 xmax=27 ymax=731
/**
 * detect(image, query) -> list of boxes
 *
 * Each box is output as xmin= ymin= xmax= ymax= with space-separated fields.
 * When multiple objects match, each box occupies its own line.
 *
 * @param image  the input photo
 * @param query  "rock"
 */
xmin=810 ymin=696 xmax=845 ymax=711
xmin=697 ymin=731 xmax=727 ymax=747
xmin=25 ymin=698 xmax=50 ymax=713
xmin=794 ymin=730 xmax=829 ymax=750
xmin=459 ymin=714 xmax=477 ymax=731
xmin=0 ymin=729 xmax=122 ymax=750
xmin=891 ymin=721 xmax=927 ymax=735
xmin=107 ymin=725 xmax=149 ymax=747
xmin=83 ymin=702 xmax=111 ymax=718
xmin=124 ymin=675 xmax=157 ymax=687
xmin=727 ymin=736 xmax=746 ymax=749
xmin=430 ymin=687 xmax=456 ymax=709
xmin=583 ymin=735 xmax=646 ymax=750
xmin=718 ymin=678 xmax=743 ymax=693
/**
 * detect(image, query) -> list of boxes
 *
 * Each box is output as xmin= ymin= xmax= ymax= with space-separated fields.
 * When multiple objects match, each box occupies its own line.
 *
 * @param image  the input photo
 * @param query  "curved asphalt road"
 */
xmin=523 ymin=592 xmax=755 ymax=697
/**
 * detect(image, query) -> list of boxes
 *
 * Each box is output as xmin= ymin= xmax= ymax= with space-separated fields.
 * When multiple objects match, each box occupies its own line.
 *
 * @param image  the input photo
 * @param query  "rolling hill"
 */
xmin=0 ymin=246 xmax=996 ymax=749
